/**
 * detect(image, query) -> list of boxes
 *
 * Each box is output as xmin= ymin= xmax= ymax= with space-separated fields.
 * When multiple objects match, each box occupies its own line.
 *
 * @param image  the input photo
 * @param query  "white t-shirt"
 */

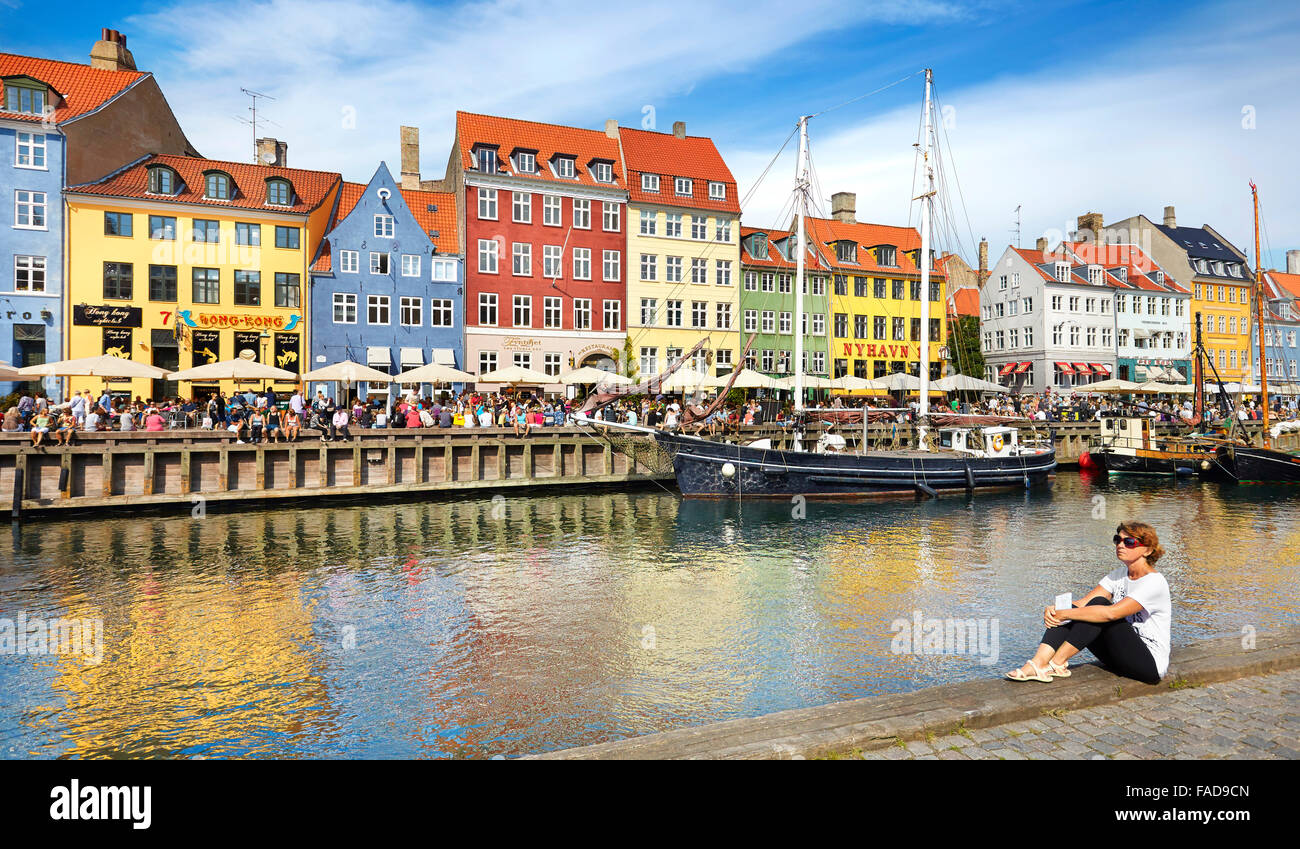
xmin=1100 ymin=567 xmax=1172 ymax=677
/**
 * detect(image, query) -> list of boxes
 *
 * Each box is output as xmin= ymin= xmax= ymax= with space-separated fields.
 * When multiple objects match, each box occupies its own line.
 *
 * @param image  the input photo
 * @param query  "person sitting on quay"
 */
xmin=144 ymin=407 xmax=166 ymax=433
xmin=246 ymin=408 xmax=265 ymax=443
xmin=2 ymin=406 xmax=20 ymax=433
xmin=54 ymin=408 xmax=78 ymax=446
xmin=330 ymin=403 xmax=352 ymax=442
xmin=29 ymin=408 xmax=52 ymax=448
xmin=83 ymin=405 xmax=103 ymax=433
xmin=1006 ymin=522 xmax=1170 ymax=686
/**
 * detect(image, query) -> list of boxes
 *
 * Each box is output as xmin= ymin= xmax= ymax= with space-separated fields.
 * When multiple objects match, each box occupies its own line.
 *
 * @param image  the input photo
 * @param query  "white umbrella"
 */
xmin=1133 ymin=381 xmax=1195 ymax=395
xmin=397 ymin=362 xmax=477 ymax=384
xmin=878 ymin=372 xmax=921 ymax=392
xmin=704 ymin=368 xmax=782 ymax=389
xmin=773 ymin=374 xmax=836 ymax=390
xmin=558 ymin=366 xmax=633 ymax=386
xmin=658 ymin=368 xmax=712 ymax=391
xmin=932 ymin=374 xmax=1010 ymax=393
xmin=168 ymin=358 xmax=298 ymax=382
xmin=830 ymin=375 xmax=889 ymax=392
xmin=302 ymin=360 xmax=396 ymax=383
xmin=0 ymin=362 xmax=27 ymax=381
xmin=476 ymin=365 xmax=554 ymax=385
xmin=1075 ymin=377 xmax=1143 ymax=393
xmin=18 ymin=354 xmax=169 ymax=379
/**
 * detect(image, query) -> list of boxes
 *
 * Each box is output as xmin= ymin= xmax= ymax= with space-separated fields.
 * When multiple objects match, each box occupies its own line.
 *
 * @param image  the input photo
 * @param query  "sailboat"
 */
xmin=1203 ymin=183 xmax=1300 ymax=483
xmin=575 ymin=70 xmax=1056 ymax=498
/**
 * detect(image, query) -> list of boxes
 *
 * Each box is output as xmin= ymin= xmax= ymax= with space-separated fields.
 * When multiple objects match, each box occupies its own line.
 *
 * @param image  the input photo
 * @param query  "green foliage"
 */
xmin=946 ymin=314 xmax=985 ymax=378
xmin=622 ymin=337 xmax=639 ymax=382
xmin=725 ymin=388 xmax=746 ymax=407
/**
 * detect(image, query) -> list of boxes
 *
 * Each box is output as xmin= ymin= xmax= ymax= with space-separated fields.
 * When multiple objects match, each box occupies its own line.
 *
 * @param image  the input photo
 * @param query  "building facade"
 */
xmin=1259 ymin=267 xmax=1300 ymax=384
xmin=65 ymin=153 xmax=340 ymax=400
xmin=620 ymin=123 xmax=741 ymax=379
xmin=308 ymin=162 xmax=461 ymax=400
xmin=450 ymin=111 xmax=627 ymax=392
xmin=738 ymin=226 xmax=830 ymax=379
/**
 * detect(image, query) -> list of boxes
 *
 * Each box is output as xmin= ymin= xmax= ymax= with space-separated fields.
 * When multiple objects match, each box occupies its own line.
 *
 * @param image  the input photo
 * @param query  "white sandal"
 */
xmin=1005 ymin=661 xmax=1052 ymax=683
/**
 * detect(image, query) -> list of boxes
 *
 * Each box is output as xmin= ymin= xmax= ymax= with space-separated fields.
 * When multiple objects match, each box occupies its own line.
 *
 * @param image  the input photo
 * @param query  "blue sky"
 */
xmin=5 ymin=0 xmax=1297 ymax=268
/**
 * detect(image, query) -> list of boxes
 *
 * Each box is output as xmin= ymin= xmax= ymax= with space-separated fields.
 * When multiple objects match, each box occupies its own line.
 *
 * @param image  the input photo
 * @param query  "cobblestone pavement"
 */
xmin=859 ymin=667 xmax=1300 ymax=760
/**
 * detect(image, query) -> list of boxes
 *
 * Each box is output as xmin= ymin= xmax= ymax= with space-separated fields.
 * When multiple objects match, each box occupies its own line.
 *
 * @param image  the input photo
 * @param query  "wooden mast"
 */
xmin=1252 ymin=181 xmax=1270 ymax=444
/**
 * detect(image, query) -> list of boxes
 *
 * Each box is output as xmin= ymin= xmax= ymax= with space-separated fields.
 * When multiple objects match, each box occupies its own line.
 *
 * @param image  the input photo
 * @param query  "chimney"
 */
xmin=1076 ymin=212 xmax=1103 ymax=244
xmin=831 ymin=191 xmax=856 ymax=225
xmin=672 ymin=121 xmax=686 ymax=139
xmin=255 ymin=137 xmax=287 ymax=167
xmin=89 ymin=28 xmax=137 ymax=72
xmin=1288 ymin=250 xmax=1300 ymax=275
xmin=1163 ymin=205 xmax=1176 ymax=227
xmin=400 ymin=126 xmax=421 ymax=190
xmin=1035 ymin=236 xmax=1048 ymax=253
xmin=977 ymin=238 xmax=989 ymax=288
xmin=604 ymin=119 xmax=619 ymax=140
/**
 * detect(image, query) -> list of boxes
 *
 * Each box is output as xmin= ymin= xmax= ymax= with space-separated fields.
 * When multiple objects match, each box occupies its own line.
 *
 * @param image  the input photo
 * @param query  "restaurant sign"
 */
xmin=74 ymin=304 xmax=142 ymax=327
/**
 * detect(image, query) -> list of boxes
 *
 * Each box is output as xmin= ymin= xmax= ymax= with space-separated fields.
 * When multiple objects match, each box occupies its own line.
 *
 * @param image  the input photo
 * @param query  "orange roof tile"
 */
xmin=948 ymin=287 xmax=980 ymax=318
xmin=69 ymin=153 xmax=341 ymax=214
xmin=804 ymin=216 xmax=946 ymax=279
xmin=1061 ymin=241 xmax=1186 ymax=293
xmin=1267 ymin=269 xmax=1300 ymax=300
xmin=0 ymin=52 xmax=146 ymax=124
xmin=455 ymin=111 xmax=623 ymax=191
xmin=739 ymin=225 xmax=831 ymax=271
xmin=621 ymin=127 xmax=740 ymax=215
xmin=312 ymin=181 xmax=458 ymax=273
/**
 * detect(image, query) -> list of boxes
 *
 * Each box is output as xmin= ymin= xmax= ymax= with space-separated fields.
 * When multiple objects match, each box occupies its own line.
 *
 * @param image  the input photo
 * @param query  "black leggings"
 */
xmin=1041 ymin=598 xmax=1161 ymax=684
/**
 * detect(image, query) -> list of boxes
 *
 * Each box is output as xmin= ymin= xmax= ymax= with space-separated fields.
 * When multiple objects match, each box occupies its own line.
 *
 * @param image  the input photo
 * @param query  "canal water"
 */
xmin=1 ymin=472 xmax=1298 ymax=759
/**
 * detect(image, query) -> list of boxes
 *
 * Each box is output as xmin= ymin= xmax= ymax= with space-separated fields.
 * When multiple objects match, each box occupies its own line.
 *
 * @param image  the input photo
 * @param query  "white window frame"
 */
xmin=709 ymin=181 xmax=725 ymax=200
xmin=515 ymin=151 xmax=536 ymax=174
xmin=513 ymin=294 xmax=532 ymax=328
xmin=573 ymin=298 xmax=592 ymax=330
xmin=333 ymin=292 xmax=357 ymax=324
xmin=370 ymin=251 xmax=389 ymax=275
xmin=641 ymin=174 xmax=660 ymax=193
xmin=544 ymin=296 xmax=562 ymax=329
xmin=340 ymin=250 xmax=359 ymax=273
xmin=553 ymin=157 xmax=576 ymax=179
xmin=432 ymin=259 xmax=456 ymax=281
xmin=593 ymin=162 xmax=613 ymax=183
xmin=573 ymin=247 xmax=592 ymax=280
xmin=512 ymin=242 xmax=532 ymax=277
xmin=603 ymin=249 xmax=621 ymax=282
xmin=716 ymin=302 xmax=732 ymax=330
xmin=367 ymin=294 xmax=390 ymax=325
xmin=14 ymin=190 xmax=46 ymax=230
xmin=401 ymin=254 xmax=420 ymax=277
xmin=543 ymin=245 xmax=562 ymax=280
xmin=479 ymin=293 xmax=498 ymax=326
xmin=478 ymin=239 xmax=499 ymax=274
xmin=602 ymin=202 xmax=620 ymax=232
xmin=543 ymin=194 xmax=562 ymax=227
xmin=478 ymin=187 xmax=498 ymax=221
xmin=374 ymin=214 xmax=394 ymax=238
xmin=640 ymin=254 xmax=657 ymax=281
xmin=400 ymin=296 xmax=422 ymax=326
xmin=430 ymin=298 xmax=454 ymax=327
xmin=715 ymin=260 xmax=731 ymax=286
xmin=13 ymin=255 xmax=45 ymax=292
xmin=639 ymin=209 xmax=656 ymax=236
xmin=674 ymin=177 xmax=692 ymax=196
xmin=512 ymin=191 xmax=531 ymax=223
xmin=603 ymin=299 xmax=621 ymax=331
xmin=572 ymin=198 xmax=591 ymax=229
xmin=15 ymin=132 xmax=46 ymax=169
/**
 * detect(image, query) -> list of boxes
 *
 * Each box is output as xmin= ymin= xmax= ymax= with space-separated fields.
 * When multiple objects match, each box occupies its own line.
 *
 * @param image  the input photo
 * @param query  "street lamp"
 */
xmin=259 ymin=330 xmax=271 ymax=392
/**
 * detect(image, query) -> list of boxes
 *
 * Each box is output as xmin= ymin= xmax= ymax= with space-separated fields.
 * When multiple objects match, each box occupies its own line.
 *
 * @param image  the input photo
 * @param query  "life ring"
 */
xmin=991 ymin=433 xmax=1005 ymax=452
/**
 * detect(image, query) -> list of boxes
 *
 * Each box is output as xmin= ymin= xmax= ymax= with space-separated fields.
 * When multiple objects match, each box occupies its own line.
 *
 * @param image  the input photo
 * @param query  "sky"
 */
xmin=4 ymin=0 xmax=1298 ymax=269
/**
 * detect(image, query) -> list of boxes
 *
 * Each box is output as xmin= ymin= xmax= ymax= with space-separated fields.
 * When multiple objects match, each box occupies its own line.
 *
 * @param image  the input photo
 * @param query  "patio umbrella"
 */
xmin=558 ymin=366 xmax=633 ymax=386
xmin=830 ymin=375 xmax=889 ymax=392
xmin=302 ymin=360 xmax=396 ymax=384
xmin=932 ymin=374 xmax=1009 ymax=393
xmin=168 ymin=358 xmax=298 ymax=382
xmin=1076 ymin=377 xmax=1143 ymax=393
xmin=0 ymin=362 xmax=28 ymax=381
xmin=18 ymin=354 xmax=170 ymax=379
xmin=397 ymin=362 xmax=477 ymax=384
xmin=1133 ymin=381 xmax=1195 ymax=395
xmin=773 ymin=374 xmax=836 ymax=390
xmin=476 ymin=365 xmax=554 ymax=385
xmin=877 ymin=372 xmax=921 ymax=392
xmin=658 ymin=368 xmax=712 ymax=391
xmin=704 ymin=368 xmax=782 ymax=389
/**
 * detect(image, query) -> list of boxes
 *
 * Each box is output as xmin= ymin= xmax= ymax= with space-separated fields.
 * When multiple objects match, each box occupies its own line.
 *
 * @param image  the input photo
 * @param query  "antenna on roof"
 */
xmin=1011 ymin=204 xmax=1022 ymax=249
xmin=235 ymin=88 xmax=277 ymax=163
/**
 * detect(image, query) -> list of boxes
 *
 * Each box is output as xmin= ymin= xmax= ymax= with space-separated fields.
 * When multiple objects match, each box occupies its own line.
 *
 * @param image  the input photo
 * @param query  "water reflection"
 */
xmin=1 ymin=476 xmax=1297 ymax=758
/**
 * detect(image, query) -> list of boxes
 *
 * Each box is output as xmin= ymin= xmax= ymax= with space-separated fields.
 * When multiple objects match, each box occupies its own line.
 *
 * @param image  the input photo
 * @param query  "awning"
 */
xmin=1055 ymin=362 xmax=1076 ymax=374
xmin=1165 ymin=367 xmax=1186 ymax=382
xmin=367 ymin=346 xmax=391 ymax=367
xmin=400 ymin=347 xmax=424 ymax=367
xmin=1090 ymin=363 xmax=1111 ymax=375
xmin=1014 ymin=361 xmax=1033 ymax=374
xmin=432 ymin=348 xmax=456 ymax=366
xmin=998 ymin=363 xmax=1016 ymax=377
xmin=1073 ymin=363 xmax=1092 ymax=374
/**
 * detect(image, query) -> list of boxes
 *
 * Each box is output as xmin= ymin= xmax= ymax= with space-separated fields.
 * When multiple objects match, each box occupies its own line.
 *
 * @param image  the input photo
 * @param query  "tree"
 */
xmin=623 ymin=337 xmax=639 ymax=381
xmin=946 ymin=314 xmax=985 ymax=378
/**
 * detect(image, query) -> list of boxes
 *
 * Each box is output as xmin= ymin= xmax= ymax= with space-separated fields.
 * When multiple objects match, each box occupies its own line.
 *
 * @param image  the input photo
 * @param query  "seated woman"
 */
xmin=247 ymin=409 xmax=265 ymax=443
xmin=30 ymin=410 xmax=51 ymax=447
xmin=1007 ymin=522 xmax=1170 ymax=686
xmin=283 ymin=408 xmax=301 ymax=442
xmin=265 ymin=405 xmax=283 ymax=443
xmin=56 ymin=410 xmax=78 ymax=445
xmin=144 ymin=407 xmax=166 ymax=432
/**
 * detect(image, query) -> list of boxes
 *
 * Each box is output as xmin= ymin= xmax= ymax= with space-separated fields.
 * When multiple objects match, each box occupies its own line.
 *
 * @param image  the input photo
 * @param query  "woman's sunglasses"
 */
xmin=1113 ymin=534 xmax=1142 ymax=548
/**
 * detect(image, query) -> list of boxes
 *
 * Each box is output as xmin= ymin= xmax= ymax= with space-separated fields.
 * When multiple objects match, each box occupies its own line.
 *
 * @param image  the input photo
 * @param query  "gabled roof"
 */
xmin=455 ymin=111 xmax=624 ymax=190
xmin=947 ymin=287 xmax=979 ymax=318
xmin=804 ymin=217 xmax=945 ymax=278
xmin=1011 ymin=247 xmax=1131 ymax=289
xmin=621 ymin=127 xmax=740 ymax=215
xmin=1155 ymin=223 xmax=1244 ymax=262
xmin=311 ymin=178 xmax=459 ymax=273
xmin=69 ymin=153 xmax=341 ymax=214
xmin=1060 ymin=241 xmax=1189 ymax=293
xmin=739 ymin=226 xmax=830 ymax=271
xmin=0 ymin=52 xmax=146 ymax=124
xmin=1265 ymin=269 xmax=1300 ymax=300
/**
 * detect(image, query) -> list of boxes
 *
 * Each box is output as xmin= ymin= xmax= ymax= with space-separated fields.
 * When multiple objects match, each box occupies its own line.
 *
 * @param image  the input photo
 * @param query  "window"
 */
xmin=574 ymin=299 xmax=592 ymax=330
xmin=543 ymin=245 xmax=562 ymax=279
xmin=15 ymin=132 xmax=45 ymax=168
xmin=513 ymin=353 xmax=531 ymax=371
xmin=554 ymin=157 xmax=575 ymax=179
xmin=642 ymin=174 xmax=660 ymax=193
xmin=432 ymin=259 xmax=456 ymax=281
xmin=812 ymin=313 xmax=826 ymax=335
xmin=716 ymin=220 xmax=731 ymax=242
xmin=544 ymin=353 xmax=562 ymax=376
xmin=14 ymin=190 xmax=45 ymax=228
xmin=234 ymin=270 xmax=261 ymax=305
xmin=640 ymin=347 xmax=658 ymax=376
xmin=639 ymin=209 xmax=656 ymax=235
xmin=275 ymin=272 xmax=300 ymax=308
xmin=1025 ymin=327 xmax=1033 ymax=346
xmin=144 ymin=265 xmax=177 ymax=302
xmin=890 ymin=279 xmax=903 ymax=300
xmin=709 ymin=181 xmax=725 ymax=200
xmin=402 ymin=254 xmax=420 ymax=277
xmin=103 ymin=262 xmax=132 ymax=299
xmin=744 ymin=271 xmax=758 ymax=292
xmin=147 ymin=167 xmax=176 ymax=195
xmin=666 ymin=300 xmax=683 ymax=327
xmin=573 ymin=247 xmax=592 ymax=280
xmin=716 ymin=303 xmax=732 ymax=329
xmin=744 ymin=309 xmax=758 ymax=332
xmin=762 ymin=310 xmax=775 ymax=333
xmin=543 ymin=195 xmax=562 ymax=226
xmin=234 ymin=222 xmax=260 ymax=246
xmin=779 ymin=274 xmax=792 ymax=294
xmin=602 ymin=201 xmax=620 ymax=232
xmin=715 ymin=260 xmax=731 ymax=286
xmin=338 ymin=249 xmax=358 ymax=273
xmin=515 ymin=151 xmax=535 ymax=173
xmin=478 ymin=239 xmax=499 ymax=273
xmin=13 ymin=255 xmax=45 ymax=292
xmin=333 ymin=292 xmax=357 ymax=324
xmin=761 ymin=273 xmax=775 ymax=293
xmin=1051 ymin=295 xmax=1063 ymax=310
xmin=513 ymin=295 xmax=532 ymax=327
xmin=761 ymin=350 xmax=774 ymax=372
xmin=480 ymin=351 xmax=498 ymax=374
xmin=430 ymin=299 xmax=454 ymax=326
xmin=779 ymin=311 xmax=792 ymax=334
xmin=640 ymin=254 xmax=657 ymax=281
xmin=475 ymin=147 xmax=498 ymax=173
xmin=275 ymin=226 xmax=300 ymax=249
xmin=878 ymin=246 xmax=897 ymax=267
xmin=1101 ymin=327 xmax=1111 ymax=347
xmin=192 ymin=267 xmax=219 ymax=304
xmin=205 ymin=173 xmax=231 ymax=200
xmin=479 ymin=293 xmax=498 ymax=326
xmin=104 ymin=212 xmax=132 ymax=237
xmin=716 ymin=349 xmax=733 ymax=369
xmin=478 ymin=187 xmax=498 ymax=220
xmin=674 ymin=177 xmax=692 ymax=196
xmin=593 ymin=162 xmax=613 ymax=183
xmin=834 ymin=313 xmax=848 ymax=337
xmin=512 ymin=191 xmax=531 ymax=223
xmin=367 ymin=295 xmax=390 ymax=324
xmin=1010 ymin=328 xmax=1019 ymax=348
xmin=572 ymin=198 xmax=591 ymax=229
xmin=893 ymin=317 xmax=906 ymax=341
xmin=910 ymin=317 xmax=921 ymax=341
xmin=4 ymin=83 xmax=47 ymax=116
xmin=149 ymin=215 xmax=176 ymax=240
xmin=690 ymin=217 xmax=707 ymax=240
xmin=374 ymin=214 xmax=394 ymax=237
xmin=642 ymin=299 xmax=658 ymax=327
xmin=691 ymin=258 xmax=707 ymax=284
xmin=910 ymin=280 xmax=922 ymax=300
xmin=691 ymin=301 xmax=708 ymax=329
xmin=512 ymin=242 xmax=532 ymax=276
xmin=266 ymin=180 xmax=291 ymax=205
xmin=665 ymin=256 xmax=683 ymax=283
xmin=192 ymin=219 xmax=220 ymax=243
xmin=544 ymin=297 xmax=561 ymax=328
xmin=665 ymin=213 xmax=682 ymax=238
xmin=371 ymin=251 xmax=390 ymax=275
xmin=874 ymin=316 xmax=886 ymax=340
xmin=604 ymin=300 xmax=621 ymax=331
xmin=603 ymin=250 xmax=621 ymax=281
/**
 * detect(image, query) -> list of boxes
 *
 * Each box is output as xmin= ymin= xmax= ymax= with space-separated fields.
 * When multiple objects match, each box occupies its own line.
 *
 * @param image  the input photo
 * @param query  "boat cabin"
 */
xmin=938 ymin=426 xmax=1020 ymax=458
xmin=1098 ymin=417 xmax=1151 ymax=450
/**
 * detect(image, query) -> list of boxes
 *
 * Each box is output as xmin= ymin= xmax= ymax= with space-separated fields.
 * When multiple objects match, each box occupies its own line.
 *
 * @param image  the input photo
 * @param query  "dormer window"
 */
xmin=674 ymin=177 xmax=692 ymax=196
xmin=1154 ymin=270 xmax=1164 ymax=284
xmin=709 ymin=181 xmax=725 ymax=200
xmin=751 ymin=233 xmax=768 ymax=258
xmin=836 ymin=241 xmax=858 ymax=263
xmin=591 ymin=161 xmax=613 ymax=183
xmin=3 ymin=79 xmax=48 ymax=116
xmin=474 ymin=146 xmax=499 ymax=174
xmin=1087 ymin=265 xmax=1103 ymax=285
xmin=204 ymin=172 xmax=233 ymax=200
xmin=1116 ymin=266 xmax=1127 ymax=282
xmin=147 ymin=166 xmax=178 ymax=195
xmin=265 ymin=178 xmax=292 ymax=206
xmin=553 ymin=156 xmax=576 ymax=179
xmin=1054 ymin=262 xmax=1071 ymax=282
xmin=1212 ymin=260 xmax=1225 ymax=276
xmin=514 ymin=150 xmax=536 ymax=174
xmin=641 ymin=174 xmax=659 ymax=193
xmin=876 ymin=246 xmax=897 ymax=267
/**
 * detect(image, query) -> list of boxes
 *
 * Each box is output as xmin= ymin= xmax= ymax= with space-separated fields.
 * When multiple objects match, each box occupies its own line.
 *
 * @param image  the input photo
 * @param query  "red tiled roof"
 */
xmin=621 ymin=127 xmax=740 ymax=215
xmin=0 ymin=52 xmax=146 ymax=124
xmin=455 ymin=111 xmax=624 ymax=191
xmin=1061 ymin=241 xmax=1187 ymax=293
xmin=739 ymin=226 xmax=831 ymax=271
xmin=1266 ymin=269 xmax=1300 ymax=300
xmin=69 ymin=153 xmax=341 ymax=214
xmin=804 ymin=217 xmax=946 ymax=278
xmin=311 ymin=181 xmax=458 ymax=273
xmin=948 ymin=287 xmax=979 ymax=318
xmin=1021 ymin=247 xmax=1132 ymax=289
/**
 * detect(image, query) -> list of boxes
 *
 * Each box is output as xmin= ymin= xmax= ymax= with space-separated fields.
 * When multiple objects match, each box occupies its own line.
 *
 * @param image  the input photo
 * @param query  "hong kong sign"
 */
xmin=74 ymin=304 xmax=142 ymax=327
xmin=174 ymin=310 xmax=301 ymax=331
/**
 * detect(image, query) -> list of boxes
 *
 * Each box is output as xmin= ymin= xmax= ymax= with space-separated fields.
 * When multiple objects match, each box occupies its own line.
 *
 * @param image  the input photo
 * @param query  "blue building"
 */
xmin=308 ymin=162 xmax=463 ymax=402
xmin=1257 ymin=269 xmax=1300 ymax=389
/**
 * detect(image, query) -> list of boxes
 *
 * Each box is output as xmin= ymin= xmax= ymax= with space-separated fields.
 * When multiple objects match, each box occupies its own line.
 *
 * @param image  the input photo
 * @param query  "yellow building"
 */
xmin=65 ymin=152 xmax=340 ymax=401
xmin=618 ymin=125 xmax=742 ymax=378
xmin=811 ymin=200 xmax=947 ymax=390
